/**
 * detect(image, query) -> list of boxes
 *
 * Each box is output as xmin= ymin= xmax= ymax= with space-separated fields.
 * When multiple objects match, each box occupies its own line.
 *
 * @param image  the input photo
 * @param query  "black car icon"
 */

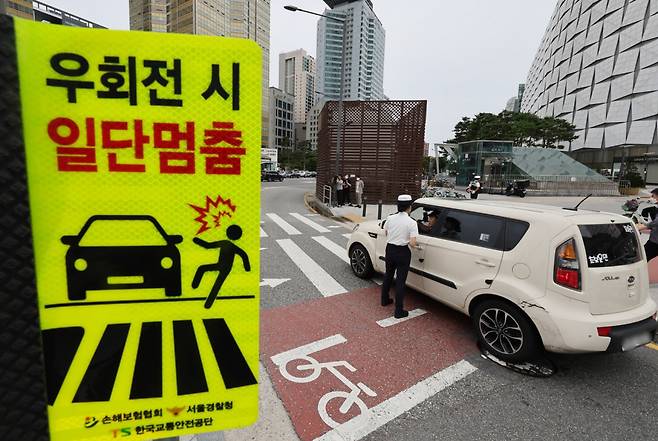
xmin=61 ymin=215 xmax=183 ymax=301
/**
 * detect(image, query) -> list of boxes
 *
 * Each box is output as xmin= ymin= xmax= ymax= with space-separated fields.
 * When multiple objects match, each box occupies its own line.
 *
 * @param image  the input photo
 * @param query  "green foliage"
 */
xmin=448 ymin=111 xmax=577 ymax=148
xmin=280 ymin=146 xmax=317 ymax=171
xmin=623 ymin=165 xmax=645 ymax=188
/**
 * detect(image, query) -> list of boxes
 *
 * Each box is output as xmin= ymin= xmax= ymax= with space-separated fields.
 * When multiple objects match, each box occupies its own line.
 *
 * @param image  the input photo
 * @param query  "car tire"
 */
xmin=349 ymin=244 xmax=374 ymax=279
xmin=472 ymin=299 xmax=541 ymax=363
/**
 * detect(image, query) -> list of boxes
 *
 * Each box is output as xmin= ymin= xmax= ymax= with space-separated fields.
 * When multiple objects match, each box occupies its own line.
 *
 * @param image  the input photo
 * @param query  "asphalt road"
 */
xmin=209 ymin=179 xmax=658 ymax=441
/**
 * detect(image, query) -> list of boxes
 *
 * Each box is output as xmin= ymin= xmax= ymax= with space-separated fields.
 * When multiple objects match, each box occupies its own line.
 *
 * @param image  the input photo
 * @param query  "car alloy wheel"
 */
xmin=349 ymin=244 xmax=373 ymax=279
xmin=478 ymin=308 xmax=524 ymax=355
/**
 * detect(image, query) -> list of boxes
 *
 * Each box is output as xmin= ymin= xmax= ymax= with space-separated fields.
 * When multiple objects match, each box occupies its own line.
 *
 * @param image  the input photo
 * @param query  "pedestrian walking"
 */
xmin=381 ymin=194 xmax=419 ymax=318
xmin=355 ymin=176 xmax=364 ymax=208
xmin=637 ymin=188 xmax=658 ymax=261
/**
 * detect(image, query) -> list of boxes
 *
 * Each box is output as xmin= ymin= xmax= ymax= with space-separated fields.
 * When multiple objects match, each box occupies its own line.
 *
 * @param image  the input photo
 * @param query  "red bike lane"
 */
xmin=261 ymin=286 xmax=479 ymax=441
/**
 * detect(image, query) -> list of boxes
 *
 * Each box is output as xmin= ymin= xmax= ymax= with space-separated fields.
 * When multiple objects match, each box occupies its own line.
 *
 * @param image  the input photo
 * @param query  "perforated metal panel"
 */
xmin=316 ymin=100 xmax=427 ymax=204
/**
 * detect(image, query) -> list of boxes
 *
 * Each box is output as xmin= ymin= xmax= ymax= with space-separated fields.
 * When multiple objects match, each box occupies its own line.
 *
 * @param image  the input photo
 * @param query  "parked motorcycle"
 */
xmin=505 ymin=179 xmax=529 ymax=198
xmin=622 ymin=198 xmax=656 ymax=224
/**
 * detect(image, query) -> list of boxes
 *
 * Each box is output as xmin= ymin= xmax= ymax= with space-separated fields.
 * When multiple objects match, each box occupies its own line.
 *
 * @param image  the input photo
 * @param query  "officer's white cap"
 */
xmin=397 ymin=194 xmax=412 ymax=202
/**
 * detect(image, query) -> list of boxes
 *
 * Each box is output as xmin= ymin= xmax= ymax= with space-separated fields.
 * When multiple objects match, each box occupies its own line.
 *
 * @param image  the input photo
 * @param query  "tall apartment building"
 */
xmin=129 ymin=0 xmax=271 ymax=147
xmin=316 ymin=0 xmax=385 ymax=101
xmin=279 ymin=48 xmax=316 ymax=124
xmin=1 ymin=1 xmax=105 ymax=27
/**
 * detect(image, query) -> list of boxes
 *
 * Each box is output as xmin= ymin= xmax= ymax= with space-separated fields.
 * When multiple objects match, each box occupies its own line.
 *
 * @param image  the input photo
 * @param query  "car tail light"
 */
xmin=554 ymin=238 xmax=581 ymax=290
xmin=597 ymin=326 xmax=612 ymax=337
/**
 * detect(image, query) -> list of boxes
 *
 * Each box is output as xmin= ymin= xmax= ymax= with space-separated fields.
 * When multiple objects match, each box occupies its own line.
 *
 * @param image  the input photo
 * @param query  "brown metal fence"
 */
xmin=316 ymin=100 xmax=427 ymax=204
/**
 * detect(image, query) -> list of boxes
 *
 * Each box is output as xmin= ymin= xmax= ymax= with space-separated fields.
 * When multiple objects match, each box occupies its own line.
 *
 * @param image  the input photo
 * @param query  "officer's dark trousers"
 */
xmin=381 ymin=244 xmax=411 ymax=313
xmin=645 ymin=240 xmax=658 ymax=261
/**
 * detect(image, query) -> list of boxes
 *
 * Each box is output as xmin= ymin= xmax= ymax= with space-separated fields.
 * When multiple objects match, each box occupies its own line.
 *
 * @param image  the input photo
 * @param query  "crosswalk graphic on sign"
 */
xmin=42 ymin=319 xmax=257 ymax=404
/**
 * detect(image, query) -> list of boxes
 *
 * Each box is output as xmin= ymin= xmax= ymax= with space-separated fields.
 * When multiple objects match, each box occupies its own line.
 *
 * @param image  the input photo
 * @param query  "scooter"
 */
xmin=622 ymin=198 xmax=656 ymax=224
xmin=505 ymin=180 xmax=529 ymax=198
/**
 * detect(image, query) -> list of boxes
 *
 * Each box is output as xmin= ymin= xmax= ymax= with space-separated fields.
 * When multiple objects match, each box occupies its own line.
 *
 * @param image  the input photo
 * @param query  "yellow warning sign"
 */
xmin=14 ymin=19 xmax=260 ymax=441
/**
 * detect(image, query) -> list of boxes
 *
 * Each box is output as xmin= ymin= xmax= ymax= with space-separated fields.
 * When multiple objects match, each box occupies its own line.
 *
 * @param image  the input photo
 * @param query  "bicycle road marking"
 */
xmin=266 ymin=213 xmax=302 ymax=235
xmin=314 ymin=360 xmax=477 ymax=441
xmin=276 ymin=239 xmax=346 ymax=297
xmin=291 ymin=213 xmax=331 ymax=233
xmin=376 ymin=308 xmax=427 ymax=327
xmin=271 ymin=334 xmax=347 ymax=367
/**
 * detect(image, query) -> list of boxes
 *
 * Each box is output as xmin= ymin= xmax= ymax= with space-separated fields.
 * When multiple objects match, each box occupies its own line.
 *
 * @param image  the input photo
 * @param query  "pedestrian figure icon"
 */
xmin=192 ymin=225 xmax=251 ymax=308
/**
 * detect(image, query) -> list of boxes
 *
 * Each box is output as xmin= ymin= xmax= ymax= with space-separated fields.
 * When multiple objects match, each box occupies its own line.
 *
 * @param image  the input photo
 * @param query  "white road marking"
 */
xmin=314 ymin=360 xmax=478 ymax=441
xmin=372 ymin=275 xmax=383 ymax=286
xmin=266 ymin=213 xmax=302 ymax=235
xmin=313 ymin=236 xmax=349 ymax=264
xmin=376 ymin=308 xmax=427 ymax=327
xmin=276 ymin=239 xmax=346 ymax=297
xmin=328 ymin=226 xmax=342 ymax=229
xmin=342 ymin=233 xmax=351 ymax=239
xmin=260 ymin=227 xmax=268 ymax=237
xmin=270 ymin=334 xmax=347 ymax=367
xmin=291 ymin=212 xmax=331 ymax=233
xmin=306 ymin=214 xmax=321 ymax=217
xmin=260 ymin=278 xmax=290 ymax=288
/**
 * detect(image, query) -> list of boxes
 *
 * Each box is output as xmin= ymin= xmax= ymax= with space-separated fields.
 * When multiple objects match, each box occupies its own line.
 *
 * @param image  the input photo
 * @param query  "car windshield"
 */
xmin=578 ymin=223 xmax=641 ymax=267
xmin=79 ymin=219 xmax=167 ymax=246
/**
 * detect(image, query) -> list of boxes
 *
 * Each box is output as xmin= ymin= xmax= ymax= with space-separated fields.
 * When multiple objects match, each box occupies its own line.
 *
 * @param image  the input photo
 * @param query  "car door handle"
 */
xmin=419 ymin=258 xmax=424 ymax=262
xmin=475 ymin=259 xmax=496 ymax=268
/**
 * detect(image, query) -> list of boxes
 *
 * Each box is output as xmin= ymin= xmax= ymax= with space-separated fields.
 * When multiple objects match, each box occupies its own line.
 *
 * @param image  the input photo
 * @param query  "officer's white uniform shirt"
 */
xmin=385 ymin=212 xmax=419 ymax=246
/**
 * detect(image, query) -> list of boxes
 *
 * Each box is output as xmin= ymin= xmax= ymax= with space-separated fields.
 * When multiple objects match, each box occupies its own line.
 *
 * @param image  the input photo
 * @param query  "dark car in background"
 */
xmin=262 ymin=170 xmax=285 ymax=182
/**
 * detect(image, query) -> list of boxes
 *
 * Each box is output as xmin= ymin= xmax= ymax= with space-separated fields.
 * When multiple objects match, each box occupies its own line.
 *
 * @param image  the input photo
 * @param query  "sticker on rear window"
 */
xmin=588 ymin=253 xmax=609 ymax=265
xmin=623 ymin=225 xmax=634 ymax=233
xmin=480 ymin=233 xmax=490 ymax=242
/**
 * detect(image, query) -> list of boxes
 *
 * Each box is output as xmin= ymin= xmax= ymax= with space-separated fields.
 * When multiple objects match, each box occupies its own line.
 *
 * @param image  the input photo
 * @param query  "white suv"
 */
xmin=347 ymin=198 xmax=658 ymax=362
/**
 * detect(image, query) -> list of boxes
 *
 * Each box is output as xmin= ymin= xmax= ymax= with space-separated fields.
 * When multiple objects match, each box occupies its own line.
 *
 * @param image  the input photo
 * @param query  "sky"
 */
xmin=43 ymin=0 xmax=557 ymax=144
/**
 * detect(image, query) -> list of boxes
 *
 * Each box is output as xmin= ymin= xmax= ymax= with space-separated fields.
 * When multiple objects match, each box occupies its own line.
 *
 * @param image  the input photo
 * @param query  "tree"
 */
xmin=447 ymin=111 xmax=577 ymax=148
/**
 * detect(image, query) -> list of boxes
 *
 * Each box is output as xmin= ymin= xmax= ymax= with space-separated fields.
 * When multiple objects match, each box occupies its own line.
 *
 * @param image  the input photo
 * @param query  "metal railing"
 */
xmin=322 ymin=184 xmax=333 ymax=206
xmin=480 ymin=175 xmax=625 ymax=196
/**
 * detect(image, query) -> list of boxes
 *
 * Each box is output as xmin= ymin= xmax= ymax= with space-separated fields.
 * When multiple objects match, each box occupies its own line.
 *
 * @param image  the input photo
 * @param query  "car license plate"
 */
xmin=621 ymin=332 xmax=652 ymax=352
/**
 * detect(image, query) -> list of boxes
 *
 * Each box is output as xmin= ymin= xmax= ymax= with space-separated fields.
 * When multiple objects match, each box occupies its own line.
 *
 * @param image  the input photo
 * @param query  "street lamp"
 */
xmin=284 ymin=4 xmax=347 ymax=178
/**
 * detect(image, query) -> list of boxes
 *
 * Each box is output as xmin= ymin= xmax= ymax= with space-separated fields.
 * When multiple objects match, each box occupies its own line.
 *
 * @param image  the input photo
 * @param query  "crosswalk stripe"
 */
xmin=312 ymin=236 xmax=349 ymax=264
xmin=74 ymin=324 xmax=130 ymax=402
xmin=260 ymin=227 xmax=268 ymax=237
xmin=130 ymin=322 xmax=162 ymax=399
xmin=266 ymin=213 xmax=301 ymax=235
xmin=290 ymin=212 xmax=331 ymax=233
xmin=276 ymin=239 xmax=346 ymax=297
xmin=42 ymin=327 xmax=84 ymax=405
xmin=173 ymin=320 xmax=208 ymax=395
xmin=204 ymin=319 xmax=257 ymax=389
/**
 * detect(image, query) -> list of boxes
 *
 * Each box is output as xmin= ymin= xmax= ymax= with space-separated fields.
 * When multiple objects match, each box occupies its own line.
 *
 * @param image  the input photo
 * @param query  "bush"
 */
xmin=623 ymin=167 xmax=645 ymax=188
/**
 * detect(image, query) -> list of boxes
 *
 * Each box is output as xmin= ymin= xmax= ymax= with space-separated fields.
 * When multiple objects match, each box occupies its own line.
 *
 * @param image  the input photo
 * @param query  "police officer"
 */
xmin=381 ymin=194 xmax=419 ymax=318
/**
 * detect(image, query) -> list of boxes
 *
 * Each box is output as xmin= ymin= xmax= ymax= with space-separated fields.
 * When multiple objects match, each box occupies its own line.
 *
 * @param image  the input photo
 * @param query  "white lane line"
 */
xmin=328 ymin=226 xmax=341 ymax=229
xmin=376 ymin=308 xmax=427 ymax=328
xmin=314 ymin=360 xmax=478 ymax=441
xmin=266 ymin=213 xmax=301 ymax=235
xmin=312 ymin=236 xmax=349 ymax=264
xmin=291 ymin=213 xmax=331 ymax=233
xmin=277 ymin=239 xmax=346 ymax=297
xmin=260 ymin=227 xmax=268 ymax=237
xmin=306 ymin=214 xmax=320 ymax=217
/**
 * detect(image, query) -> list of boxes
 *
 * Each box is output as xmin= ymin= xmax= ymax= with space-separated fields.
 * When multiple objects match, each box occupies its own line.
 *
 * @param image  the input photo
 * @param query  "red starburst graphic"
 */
xmin=189 ymin=195 xmax=237 ymax=235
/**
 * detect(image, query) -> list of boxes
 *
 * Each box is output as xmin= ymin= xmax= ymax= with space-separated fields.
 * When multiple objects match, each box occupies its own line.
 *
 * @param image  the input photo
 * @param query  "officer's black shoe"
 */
xmin=381 ymin=298 xmax=393 ymax=306
xmin=394 ymin=309 xmax=409 ymax=319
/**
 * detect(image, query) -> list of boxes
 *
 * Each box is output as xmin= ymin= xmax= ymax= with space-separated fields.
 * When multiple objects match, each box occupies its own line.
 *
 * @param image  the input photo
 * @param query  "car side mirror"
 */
xmin=61 ymin=235 xmax=78 ymax=245
xmin=167 ymin=235 xmax=183 ymax=245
